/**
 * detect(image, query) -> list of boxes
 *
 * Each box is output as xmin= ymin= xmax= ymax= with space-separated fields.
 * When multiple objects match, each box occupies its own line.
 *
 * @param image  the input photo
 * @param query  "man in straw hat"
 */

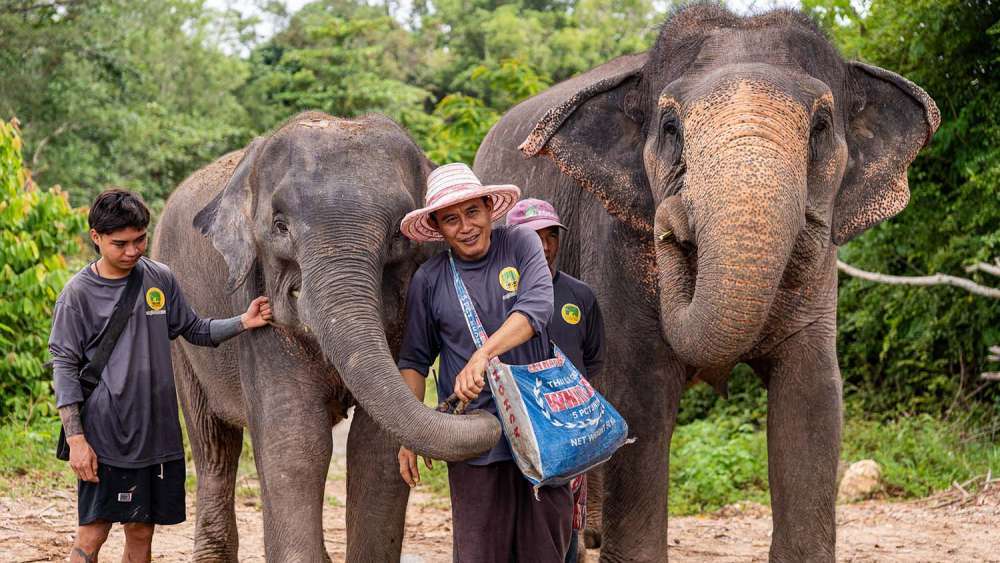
xmin=396 ymin=163 xmax=573 ymax=560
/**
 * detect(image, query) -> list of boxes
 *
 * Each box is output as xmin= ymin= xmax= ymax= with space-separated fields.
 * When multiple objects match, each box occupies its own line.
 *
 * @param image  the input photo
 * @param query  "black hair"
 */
xmin=88 ymin=188 xmax=150 ymax=252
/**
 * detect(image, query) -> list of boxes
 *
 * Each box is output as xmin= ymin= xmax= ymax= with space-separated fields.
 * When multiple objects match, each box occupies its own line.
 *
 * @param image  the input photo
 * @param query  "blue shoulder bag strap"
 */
xmin=448 ymin=251 xmax=490 ymax=349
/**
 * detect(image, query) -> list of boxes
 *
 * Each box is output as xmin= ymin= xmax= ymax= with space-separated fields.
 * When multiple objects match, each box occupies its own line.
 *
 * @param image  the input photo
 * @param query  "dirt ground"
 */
xmin=3 ymin=417 xmax=997 ymax=562
xmin=2 ymin=474 xmax=998 ymax=562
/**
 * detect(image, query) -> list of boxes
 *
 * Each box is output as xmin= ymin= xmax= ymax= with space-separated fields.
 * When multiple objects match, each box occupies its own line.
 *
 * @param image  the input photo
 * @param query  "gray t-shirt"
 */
xmin=549 ymin=271 xmax=605 ymax=380
xmin=398 ymin=225 xmax=554 ymax=465
xmin=49 ymin=257 xmax=232 ymax=468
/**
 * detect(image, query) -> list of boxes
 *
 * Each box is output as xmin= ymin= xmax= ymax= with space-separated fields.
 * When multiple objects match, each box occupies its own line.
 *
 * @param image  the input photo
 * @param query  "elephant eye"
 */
xmin=809 ymin=112 xmax=833 ymax=161
xmin=273 ymin=218 xmax=289 ymax=235
xmin=662 ymin=118 xmax=679 ymax=137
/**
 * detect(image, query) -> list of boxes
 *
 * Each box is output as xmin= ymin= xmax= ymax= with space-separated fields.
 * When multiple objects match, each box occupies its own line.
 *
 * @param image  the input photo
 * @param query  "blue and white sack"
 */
xmin=449 ymin=254 xmax=631 ymax=488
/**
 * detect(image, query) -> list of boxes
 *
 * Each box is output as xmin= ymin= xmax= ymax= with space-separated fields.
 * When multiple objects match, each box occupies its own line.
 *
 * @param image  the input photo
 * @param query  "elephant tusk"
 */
xmin=291 ymin=290 xmax=301 ymax=299
xmin=658 ymin=229 xmax=673 ymax=241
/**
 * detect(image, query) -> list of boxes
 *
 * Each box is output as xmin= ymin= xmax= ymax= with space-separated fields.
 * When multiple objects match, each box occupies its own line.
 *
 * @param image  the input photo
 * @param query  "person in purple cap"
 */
xmin=507 ymin=198 xmax=605 ymax=563
xmin=396 ymin=164 xmax=573 ymax=561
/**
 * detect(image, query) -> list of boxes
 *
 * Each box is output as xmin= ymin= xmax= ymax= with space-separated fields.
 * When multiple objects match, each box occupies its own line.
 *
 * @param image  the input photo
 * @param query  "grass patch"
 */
xmin=841 ymin=414 xmax=1000 ymax=497
xmin=665 ymin=412 xmax=1000 ymax=516
xmin=668 ymin=416 xmax=770 ymax=515
xmin=0 ymin=414 xmax=76 ymax=495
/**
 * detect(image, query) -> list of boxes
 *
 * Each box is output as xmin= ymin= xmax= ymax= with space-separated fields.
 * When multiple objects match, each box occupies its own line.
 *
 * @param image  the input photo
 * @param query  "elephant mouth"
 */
xmin=269 ymin=265 xmax=305 ymax=331
xmin=654 ymin=196 xmax=698 ymax=302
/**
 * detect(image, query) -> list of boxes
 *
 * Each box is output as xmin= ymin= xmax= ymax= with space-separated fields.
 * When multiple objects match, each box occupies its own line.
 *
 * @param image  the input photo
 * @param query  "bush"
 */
xmin=668 ymin=415 xmax=770 ymax=515
xmin=0 ymin=118 xmax=87 ymax=419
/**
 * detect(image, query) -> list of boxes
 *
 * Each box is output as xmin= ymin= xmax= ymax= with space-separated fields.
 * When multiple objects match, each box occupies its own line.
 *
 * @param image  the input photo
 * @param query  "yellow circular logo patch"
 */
xmin=145 ymin=287 xmax=166 ymax=311
xmin=498 ymin=267 xmax=520 ymax=292
xmin=561 ymin=303 xmax=581 ymax=325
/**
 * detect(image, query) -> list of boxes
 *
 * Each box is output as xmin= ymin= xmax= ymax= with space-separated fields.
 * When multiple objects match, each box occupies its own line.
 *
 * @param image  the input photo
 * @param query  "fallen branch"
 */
xmin=837 ymin=260 xmax=1000 ymax=299
xmin=965 ymin=261 xmax=1000 ymax=278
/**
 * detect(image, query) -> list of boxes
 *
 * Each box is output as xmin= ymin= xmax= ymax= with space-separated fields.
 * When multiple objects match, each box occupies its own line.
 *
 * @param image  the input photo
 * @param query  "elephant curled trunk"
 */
xmin=655 ymin=89 xmax=810 ymax=368
xmin=299 ymin=248 xmax=501 ymax=461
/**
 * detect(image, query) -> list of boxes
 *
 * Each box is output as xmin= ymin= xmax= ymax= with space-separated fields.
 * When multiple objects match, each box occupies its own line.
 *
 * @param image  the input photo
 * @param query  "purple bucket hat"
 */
xmin=506 ymin=198 xmax=567 ymax=231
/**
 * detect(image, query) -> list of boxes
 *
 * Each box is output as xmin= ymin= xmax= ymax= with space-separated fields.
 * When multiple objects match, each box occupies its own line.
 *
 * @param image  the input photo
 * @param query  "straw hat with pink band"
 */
xmin=505 ymin=198 xmax=567 ymax=231
xmin=400 ymin=163 xmax=521 ymax=242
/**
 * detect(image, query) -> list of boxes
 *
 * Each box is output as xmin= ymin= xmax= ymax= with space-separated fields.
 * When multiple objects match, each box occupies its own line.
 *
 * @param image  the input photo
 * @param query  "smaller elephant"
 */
xmin=152 ymin=112 xmax=500 ymax=560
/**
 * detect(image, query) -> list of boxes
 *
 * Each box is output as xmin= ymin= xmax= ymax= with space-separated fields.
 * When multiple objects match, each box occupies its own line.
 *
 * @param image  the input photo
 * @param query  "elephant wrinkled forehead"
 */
xmin=660 ymin=63 xmax=832 ymax=121
xmin=678 ymin=78 xmax=812 ymax=150
xmin=650 ymin=6 xmax=845 ymax=104
xmin=256 ymin=122 xmax=419 ymax=212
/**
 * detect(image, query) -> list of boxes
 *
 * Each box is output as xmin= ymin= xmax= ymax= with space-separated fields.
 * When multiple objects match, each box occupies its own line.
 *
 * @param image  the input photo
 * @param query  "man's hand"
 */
xmin=241 ymin=296 xmax=272 ymax=329
xmin=398 ymin=446 xmax=433 ymax=487
xmin=455 ymin=349 xmax=489 ymax=402
xmin=67 ymin=434 xmax=99 ymax=483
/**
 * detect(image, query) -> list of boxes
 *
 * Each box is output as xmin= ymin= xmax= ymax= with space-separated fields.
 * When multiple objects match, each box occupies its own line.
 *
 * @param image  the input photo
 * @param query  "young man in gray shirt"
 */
xmin=49 ymin=189 xmax=271 ymax=563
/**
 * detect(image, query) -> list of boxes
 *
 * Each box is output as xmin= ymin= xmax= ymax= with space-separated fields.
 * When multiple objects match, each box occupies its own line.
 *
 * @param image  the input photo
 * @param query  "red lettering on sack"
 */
xmin=543 ymin=383 xmax=596 ymax=413
xmin=527 ymin=357 xmax=564 ymax=372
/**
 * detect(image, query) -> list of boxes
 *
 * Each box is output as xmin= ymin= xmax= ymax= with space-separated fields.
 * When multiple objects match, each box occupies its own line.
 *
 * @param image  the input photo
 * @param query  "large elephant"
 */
xmin=152 ymin=111 xmax=500 ymax=561
xmin=475 ymin=5 xmax=938 ymax=562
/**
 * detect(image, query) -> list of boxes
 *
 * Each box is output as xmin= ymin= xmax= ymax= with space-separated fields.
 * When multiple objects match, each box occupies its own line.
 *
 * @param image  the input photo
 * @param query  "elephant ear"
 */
xmin=193 ymin=137 xmax=265 ymax=291
xmin=832 ymin=62 xmax=941 ymax=245
xmin=519 ymin=52 xmax=651 ymax=230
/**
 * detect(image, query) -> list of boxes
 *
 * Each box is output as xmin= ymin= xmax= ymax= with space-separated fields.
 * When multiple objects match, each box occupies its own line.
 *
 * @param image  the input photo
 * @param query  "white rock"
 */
xmin=838 ymin=459 xmax=882 ymax=503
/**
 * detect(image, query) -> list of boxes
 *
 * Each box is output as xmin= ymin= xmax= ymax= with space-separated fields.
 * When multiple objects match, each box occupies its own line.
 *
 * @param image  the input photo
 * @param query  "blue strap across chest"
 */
xmin=448 ymin=252 xmax=489 ymax=349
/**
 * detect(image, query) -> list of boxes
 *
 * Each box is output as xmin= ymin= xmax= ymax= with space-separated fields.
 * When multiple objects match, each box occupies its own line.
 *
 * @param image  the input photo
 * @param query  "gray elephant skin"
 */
xmin=152 ymin=111 xmax=500 ymax=561
xmin=475 ymin=5 xmax=938 ymax=562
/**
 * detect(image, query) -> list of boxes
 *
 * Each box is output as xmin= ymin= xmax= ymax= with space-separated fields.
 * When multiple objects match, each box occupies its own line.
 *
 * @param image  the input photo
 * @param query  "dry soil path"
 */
xmin=2 ymin=487 xmax=998 ymax=562
xmin=2 ymin=414 xmax=997 ymax=561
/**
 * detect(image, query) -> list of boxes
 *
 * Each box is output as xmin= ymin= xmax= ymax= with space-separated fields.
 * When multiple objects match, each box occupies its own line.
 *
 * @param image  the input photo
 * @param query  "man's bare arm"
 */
xmin=59 ymin=403 xmax=83 ymax=436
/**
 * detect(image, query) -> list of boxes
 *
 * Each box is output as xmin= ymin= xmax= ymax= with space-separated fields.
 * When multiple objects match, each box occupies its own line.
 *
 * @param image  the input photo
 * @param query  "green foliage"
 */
xmin=0 ymin=0 xmax=252 ymax=206
xmin=239 ymin=1 xmax=434 ymax=133
xmin=800 ymin=0 xmax=1000 ymax=417
xmin=424 ymin=59 xmax=551 ymax=163
xmin=0 ymin=119 xmax=87 ymax=419
xmin=842 ymin=414 xmax=1000 ymax=498
xmin=668 ymin=415 xmax=770 ymax=515
xmin=665 ymin=412 xmax=999 ymax=516
xmin=0 ymin=415 xmax=75 ymax=495
xmin=676 ymin=364 xmax=768 ymax=426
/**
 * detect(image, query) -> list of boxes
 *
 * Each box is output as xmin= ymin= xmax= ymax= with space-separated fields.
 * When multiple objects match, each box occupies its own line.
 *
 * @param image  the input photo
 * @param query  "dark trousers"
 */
xmin=448 ymin=460 xmax=573 ymax=563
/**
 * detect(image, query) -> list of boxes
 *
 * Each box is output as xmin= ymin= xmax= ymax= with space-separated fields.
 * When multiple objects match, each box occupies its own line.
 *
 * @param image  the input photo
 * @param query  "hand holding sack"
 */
xmin=449 ymin=254 xmax=631 ymax=489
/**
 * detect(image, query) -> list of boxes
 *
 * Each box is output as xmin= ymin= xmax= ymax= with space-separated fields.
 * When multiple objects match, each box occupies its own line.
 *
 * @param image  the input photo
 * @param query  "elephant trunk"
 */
xmin=656 ymin=79 xmax=810 ymax=368
xmin=298 ymin=234 xmax=501 ymax=461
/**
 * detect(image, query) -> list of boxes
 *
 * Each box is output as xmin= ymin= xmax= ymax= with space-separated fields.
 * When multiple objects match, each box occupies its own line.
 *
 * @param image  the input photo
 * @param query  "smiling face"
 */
xmin=90 ymin=227 xmax=147 ymax=276
xmin=432 ymin=197 xmax=495 ymax=261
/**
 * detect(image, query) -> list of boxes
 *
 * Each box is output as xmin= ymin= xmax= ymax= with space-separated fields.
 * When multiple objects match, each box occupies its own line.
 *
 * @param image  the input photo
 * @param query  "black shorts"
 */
xmin=78 ymin=460 xmax=186 ymax=526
